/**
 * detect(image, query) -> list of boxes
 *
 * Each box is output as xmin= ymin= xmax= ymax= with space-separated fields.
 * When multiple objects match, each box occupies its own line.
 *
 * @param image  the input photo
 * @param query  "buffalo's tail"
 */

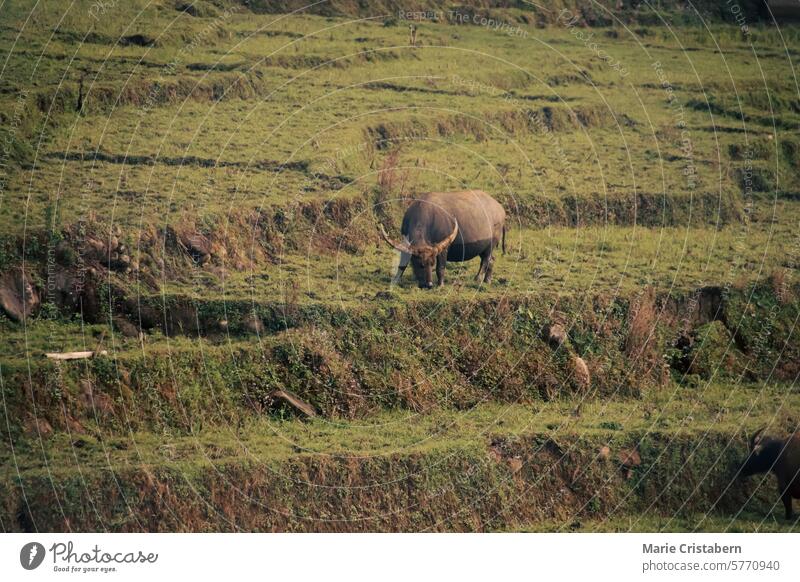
xmin=502 ymin=224 xmax=506 ymax=255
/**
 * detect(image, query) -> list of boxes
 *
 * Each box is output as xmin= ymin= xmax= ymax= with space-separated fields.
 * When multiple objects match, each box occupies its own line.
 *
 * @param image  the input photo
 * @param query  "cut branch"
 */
xmin=271 ymin=389 xmax=316 ymax=418
xmin=45 ymin=350 xmax=108 ymax=361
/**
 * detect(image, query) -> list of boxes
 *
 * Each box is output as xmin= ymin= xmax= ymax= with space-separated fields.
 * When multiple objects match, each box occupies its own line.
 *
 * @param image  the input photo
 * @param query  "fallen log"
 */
xmin=271 ymin=389 xmax=316 ymax=418
xmin=45 ymin=350 xmax=108 ymax=361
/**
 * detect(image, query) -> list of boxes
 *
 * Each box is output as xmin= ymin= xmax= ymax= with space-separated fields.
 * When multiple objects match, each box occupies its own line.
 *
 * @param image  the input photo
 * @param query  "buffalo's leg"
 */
xmin=483 ymin=255 xmax=495 ymax=283
xmin=436 ymin=253 xmax=447 ymax=287
xmin=392 ymin=251 xmax=411 ymax=284
xmin=482 ymin=247 xmax=496 ymax=284
xmin=475 ymin=252 xmax=489 ymax=282
xmin=782 ymin=490 xmax=794 ymax=520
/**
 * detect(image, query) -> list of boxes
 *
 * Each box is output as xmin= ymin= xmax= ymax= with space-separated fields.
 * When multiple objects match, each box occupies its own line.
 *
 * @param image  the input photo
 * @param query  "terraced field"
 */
xmin=1 ymin=0 xmax=799 ymax=532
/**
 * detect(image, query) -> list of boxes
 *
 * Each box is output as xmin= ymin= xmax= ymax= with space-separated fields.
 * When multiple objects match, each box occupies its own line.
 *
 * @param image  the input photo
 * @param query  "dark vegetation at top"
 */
xmin=0 ymin=0 xmax=799 ymax=532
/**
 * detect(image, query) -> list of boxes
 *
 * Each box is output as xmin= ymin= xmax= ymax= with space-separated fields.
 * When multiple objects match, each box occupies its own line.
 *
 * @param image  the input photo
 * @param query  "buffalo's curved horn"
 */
xmin=379 ymin=224 xmax=413 ymax=254
xmin=432 ymin=220 xmax=459 ymax=255
xmin=750 ymin=426 xmax=767 ymax=451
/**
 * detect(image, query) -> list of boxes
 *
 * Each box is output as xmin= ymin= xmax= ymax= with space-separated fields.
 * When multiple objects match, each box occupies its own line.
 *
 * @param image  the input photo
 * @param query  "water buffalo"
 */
xmin=739 ymin=428 xmax=800 ymax=519
xmin=380 ymin=190 xmax=506 ymax=288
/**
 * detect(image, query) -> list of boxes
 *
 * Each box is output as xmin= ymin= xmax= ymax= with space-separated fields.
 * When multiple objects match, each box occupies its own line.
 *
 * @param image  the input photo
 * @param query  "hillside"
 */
xmin=0 ymin=0 xmax=798 ymax=532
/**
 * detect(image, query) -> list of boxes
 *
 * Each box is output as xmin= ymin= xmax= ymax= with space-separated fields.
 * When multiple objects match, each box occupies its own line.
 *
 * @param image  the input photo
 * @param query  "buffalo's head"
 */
xmin=739 ymin=427 xmax=778 ymax=478
xmin=380 ymin=221 xmax=458 ymax=289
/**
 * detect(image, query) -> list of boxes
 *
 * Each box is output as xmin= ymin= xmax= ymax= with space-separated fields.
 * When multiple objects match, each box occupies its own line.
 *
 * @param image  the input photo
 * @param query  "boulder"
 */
xmin=572 ymin=355 xmax=591 ymax=390
xmin=49 ymin=267 xmax=103 ymax=323
xmin=0 ymin=268 xmax=39 ymax=322
xmin=24 ymin=417 xmax=53 ymax=439
xmin=179 ymin=231 xmax=212 ymax=264
xmin=84 ymin=236 xmax=107 ymax=261
xmin=617 ymin=447 xmax=641 ymax=479
xmin=113 ymin=318 xmax=140 ymax=338
xmin=243 ymin=312 xmax=264 ymax=334
xmin=80 ymin=379 xmax=115 ymax=416
xmin=617 ymin=448 xmax=641 ymax=468
xmin=544 ymin=323 xmax=567 ymax=347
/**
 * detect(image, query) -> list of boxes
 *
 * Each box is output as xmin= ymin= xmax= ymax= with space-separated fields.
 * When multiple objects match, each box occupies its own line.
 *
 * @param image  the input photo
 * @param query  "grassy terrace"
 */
xmin=6 ymin=384 xmax=800 ymax=475
xmin=159 ymin=198 xmax=796 ymax=305
xmin=1 ymin=1 xmax=799 ymax=531
xmin=1 ymin=211 xmax=797 ymax=363
xmin=516 ymin=515 xmax=799 ymax=532
xmin=3 ymin=390 xmax=800 ymax=532
xmin=2 ymin=2 xmax=799 ymax=233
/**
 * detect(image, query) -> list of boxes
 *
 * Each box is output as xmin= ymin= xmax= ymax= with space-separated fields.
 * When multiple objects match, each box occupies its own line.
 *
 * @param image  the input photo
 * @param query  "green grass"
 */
xmin=4 ymin=195 xmax=796 ymax=366
xmin=5 ymin=382 xmax=799 ymax=478
xmin=2 ymin=1 xmax=800 ymax=532
xmin=196 ymin=199 xmax=795 ymax=305
xmin=2 ymin=2 xmax=798 ymax=313
xmin=2 ymin=3 xmax=799 ymax=232
xmin=513 ymin=513 xmax=800 ymax=532
xmin=4 ymin=388 xmax=799 ymax=532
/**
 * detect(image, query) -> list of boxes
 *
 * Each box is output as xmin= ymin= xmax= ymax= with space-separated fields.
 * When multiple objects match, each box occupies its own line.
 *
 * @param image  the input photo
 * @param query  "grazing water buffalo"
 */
xmin=739 ymin=428 xmax=800 ymax=519
xmin=380 ymin=190 xmax=506 ymax=288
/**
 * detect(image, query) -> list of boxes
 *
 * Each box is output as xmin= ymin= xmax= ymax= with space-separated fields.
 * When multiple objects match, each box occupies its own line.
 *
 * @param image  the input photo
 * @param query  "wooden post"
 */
xmin=45 ymin=350 xmax=108 ymax=361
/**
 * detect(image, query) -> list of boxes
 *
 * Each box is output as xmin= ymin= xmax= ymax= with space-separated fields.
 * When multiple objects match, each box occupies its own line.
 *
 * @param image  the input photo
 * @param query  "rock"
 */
xmin=24 ymin=417 xmax=53 ymax=439
xmin=0 ymin=268 xmax=40 ymax=322
xmin=49 ymin=267 xmax=103 ymax=323
xmin=210 ymin=242 xmax=226 ymax=258
xmin=80 ymin=379 xmax=115 ymax=416
xmin=544 ymin=323 xmax=567 ymax=347
xmin=80 ymin=379 xmax=95 ymax=410
xmin=243 ymin=312 xmax=264 ymax=334
xmin=84 ymin=236 xmax=106 ymax=260
xmin=67 ymin=416 xmax=86 ymax=434
xmin=180 ymin=232 xmax=213 ymax=261
xmin=507 ymin=457 xmax=523 ymax=473
xmin=617 ymin=448 xmax=641 ymax=467
xmin=114 ymin=318 xmax=140 ymax=338
xmin=617 ymin=447 xmax=641 ymax=479
xmin=110 ymin=253 xmax=131 ymax=272
xmin=597 ymin=445 xmax=611 ymax=460
xmin=572 ymin=355 xmax=591 ymax=390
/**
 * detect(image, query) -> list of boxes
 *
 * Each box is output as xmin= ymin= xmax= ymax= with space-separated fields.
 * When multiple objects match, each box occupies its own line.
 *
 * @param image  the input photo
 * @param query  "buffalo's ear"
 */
xmin=750 ymin=426 xmax=767 ymax=452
